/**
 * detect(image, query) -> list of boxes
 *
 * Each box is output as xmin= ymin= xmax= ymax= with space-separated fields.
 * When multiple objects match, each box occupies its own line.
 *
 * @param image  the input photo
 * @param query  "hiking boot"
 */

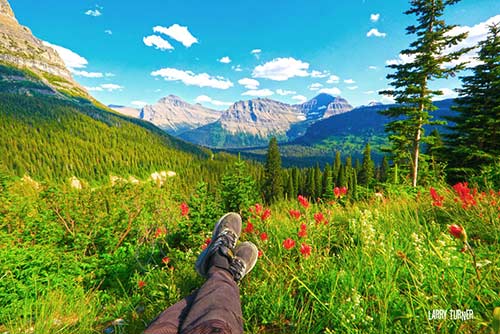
xmin=195 ymin=212 xmax=242 ymax=278
xmin=229 ymin=241 xmax=258 ymax=282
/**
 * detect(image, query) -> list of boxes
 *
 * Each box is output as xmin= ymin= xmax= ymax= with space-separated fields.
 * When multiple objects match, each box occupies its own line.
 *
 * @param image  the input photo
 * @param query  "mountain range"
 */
xmin=111 ymin=93 xmax=354 ymax=148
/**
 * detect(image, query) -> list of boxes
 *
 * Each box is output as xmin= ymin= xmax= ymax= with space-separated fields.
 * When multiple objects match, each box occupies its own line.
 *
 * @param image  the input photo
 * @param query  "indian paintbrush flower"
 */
xmin=283 ymin=238 xmax=296 ymax=250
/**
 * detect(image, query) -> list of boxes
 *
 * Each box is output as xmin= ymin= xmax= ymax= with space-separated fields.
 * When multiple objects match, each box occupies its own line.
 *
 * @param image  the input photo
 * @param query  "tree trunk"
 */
xmin=412 ymin=124 xmax=421 ymax=187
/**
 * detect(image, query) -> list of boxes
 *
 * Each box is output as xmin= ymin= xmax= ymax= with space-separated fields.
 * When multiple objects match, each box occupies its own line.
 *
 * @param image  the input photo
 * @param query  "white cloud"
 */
xmin=347 ymin=86 xmax=358 ymax=90
xmin=238 ymin=78 xmax=260 ymax=90
xmin=105 ymin=72 xmax=115 ymax=77
xmin=368 ymin=65 xmax=377 ymax=70
xmin=143 ymin=35 xmax=174 ymax=51
xmin=43 ymin=41 xmax=88 ymax=69
xmin=445 ymin=15 xmax=500 ymax=68
xmin=252 ymin=57 xmax=310 ymax=81
xmin=364 ymin=90 xmax=375 ymax=94
xmin=153 ymin=24 xmax=198 ymax=47
xmin=85 ymin=9 xmax=102 ymax=17
xmin=151 ymin=68 xmax=233 ymax=89
xmin=72 ymin=70 xmax=103 ymax=78
xmin=434 ymin=88 xmax=458 ymax=100
xmin=344 ymin=79 xmax=355 ymax=84
xmin=104 ymin=29 xmax=113 ymax=35
xmin=251 ymin=49 xmax=262 ymax=54
xmin=319 ymin=87 xmax=341 ymax=96
xmin=370 ymin=13 xmax=380 ymax=22
xmin=131 ymin=100 xmax=148 ymax=107
xmin=219 ymin=56 xmax=231 ymax=64
xmin=232 ymin=65 xmax=243 ymax=72
xmin=309 ymin=83 xmax=323 ymax=91
xmin=195 ymin=95 xmax=232 ymax=107
xmin=276 ymin=89 xmax=296 ymax=96
xmin=85 ymin=83 xmax=123 ymax=92
xmin=367 ymin=28 xmax=387 ymax=38
xmin=385 ymin=53 xmax=416 ymax=66
xmin=310 ymin=70 xmax=330 ymax=78
xmin=292 ymin=95 xmax=308 ymax=103
xmin=242 ymin=89 xmax=274 ymax=97
xmin=326 ymin=74 xmax=340 ymax=84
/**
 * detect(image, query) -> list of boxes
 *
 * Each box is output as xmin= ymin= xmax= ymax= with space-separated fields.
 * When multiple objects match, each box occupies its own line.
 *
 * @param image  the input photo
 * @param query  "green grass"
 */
xmin=0 ymin=176 xmax=498 ymax=333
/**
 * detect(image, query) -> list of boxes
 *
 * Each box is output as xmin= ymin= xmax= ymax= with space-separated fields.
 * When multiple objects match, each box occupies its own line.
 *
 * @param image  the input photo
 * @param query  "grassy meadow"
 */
xmin=0 ymin=174 xmax=498 ymax=334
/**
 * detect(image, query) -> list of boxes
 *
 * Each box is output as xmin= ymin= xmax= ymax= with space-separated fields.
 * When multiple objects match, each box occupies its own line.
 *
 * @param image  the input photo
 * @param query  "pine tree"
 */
xmin=380 ymin=156 xmax=390 ymax=183
xmin=445 ymin=24 xmax=500 ymax=177
xmin=314 ymin=164 xmax=322 ymax=198
xmin=220 ymin=157 xmax=258 ymax=214
xmin=359 ymin=143 xmax=375 ymax=185
xmin=333 ymin=151 xmax=342 ymax=182
xmin=322 ymin=163 xmax=334 ymax=199
xmin=379 ymin=0 xmax=470 ymax=187
xmin=263 ymin=137 xmax=283 ymax=203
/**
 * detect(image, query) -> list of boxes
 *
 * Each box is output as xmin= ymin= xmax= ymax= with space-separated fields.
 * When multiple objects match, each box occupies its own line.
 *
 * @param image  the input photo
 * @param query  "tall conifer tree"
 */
xmin=263 ymin=137 xmax=283 ymax=203
xmin=379 ymin=0 xmax=470 ymax=187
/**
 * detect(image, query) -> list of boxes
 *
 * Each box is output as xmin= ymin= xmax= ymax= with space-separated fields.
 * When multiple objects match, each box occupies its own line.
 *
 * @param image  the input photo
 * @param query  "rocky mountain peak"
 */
xmin=0 ymin=0 xmax=15 ymax=19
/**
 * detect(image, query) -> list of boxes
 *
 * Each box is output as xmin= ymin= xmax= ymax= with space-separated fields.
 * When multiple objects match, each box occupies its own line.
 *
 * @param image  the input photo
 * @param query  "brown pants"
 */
xmin=144 ymin=268 xmax=243 ymax=334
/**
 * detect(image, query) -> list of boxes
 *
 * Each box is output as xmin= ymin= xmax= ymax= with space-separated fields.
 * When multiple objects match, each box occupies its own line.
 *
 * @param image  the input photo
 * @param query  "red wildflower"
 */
xmin=261 ymin=208 xmax=271 ymax=221
xmin=244 ymin=221 xmax=254 ymax=233
xmin=300 ymin=223 xmax=307 ymax=231
xmin=252 ymin=203 xmax=263 ymax=215
xmin=334 ymin=186 xmax=348 ymax=198
xmin=180 ymin=202 xmax=189 ymax=217
xmin=258 ymin=249 xmax=263 ymax=258
xmin=453 ymin=182 xmax=477 ymax=208
xmin=283 ymin=238 xmax=296 ymax=250
xmin=201 ymin=238 xmax=211 ymax=250
xmin=289 ymin=209 xmax=301 ymax=220
xmin=430 ymin=187 xmax=444 ymax=207
xmin=314 ymin=212 xmax=325 ymax=224
xmin=300 ymin=243 xmax=312 ymax=258
xmin=298 ymin=229 xmax=307 ymax=238
xmin=298 ymin=195 xmax=309 ymax=209
xmin=260 ymin=232 xmax=268 ymax=241
xmin=138 ymin=280 xmax=146 ymax=289
xmin=162 ymin=256 xmax=170 ymax=265
xmin=154 ymin=227 xmax=167 ymax=238
xmin=448 ymin=224 xmax=467 ymax=241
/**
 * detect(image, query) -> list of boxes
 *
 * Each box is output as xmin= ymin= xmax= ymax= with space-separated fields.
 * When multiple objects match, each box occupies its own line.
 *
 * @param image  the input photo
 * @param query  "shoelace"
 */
xmin=209 ymin=229 xmax=237 ymax=258
xmin=229 ymin=257 xmax=246 ymax=282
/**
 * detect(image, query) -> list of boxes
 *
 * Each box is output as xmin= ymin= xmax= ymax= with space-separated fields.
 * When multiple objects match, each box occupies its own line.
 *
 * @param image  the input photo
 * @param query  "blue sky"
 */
xmin=9 ymin=0 xmax=500 ymax=109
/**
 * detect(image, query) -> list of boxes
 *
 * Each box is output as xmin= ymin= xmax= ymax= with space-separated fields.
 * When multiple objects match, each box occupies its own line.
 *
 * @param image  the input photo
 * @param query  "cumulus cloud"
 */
xmin=310 ymin=70 xmax=330 ymax=78
xmin=43 ymin=41 xmax=88 ymax=69
xmin=153 ymin=24 xmax=198 ymax=47
xmin=195 ymin=95 xmax=232 ymax=107
xmin=367 ymin=28 xmax=386 ymax=38
xmin=219 ymin=56 xmax=231 ymax=64
xmin=347 ymin=86 xmax=358 ymax=90
xmin=292 ymin=95 xmax=308 ymax=103
xmin=276 ymin=89 xmax=296 ymax=96
xmin=309 ymin=83 xmax=323 ymax=91
xmin=364 ymin=90 xmax=375 ymax=94
xmin=104 ymin=29 xmax=113 ymax=35
xmin=85 ymin=9 xmax=102 ymax=17
xmin=72 ymin=70 xmax=104 ymax=78
xmin=232 ymin=65 xmax=243 ymax=72
xmin=143 ymin=35 xmax=174 ymax=51
xmin=131 ymin=101 xmax=148 ymax=107
xmin=326 ymin=74 xmax=340 ymax=84
xmin=251 ymin=49 xmax=262 ymax=59
xmin=151 ymin=68 xmax=233 ymax=89
xmin=370 ymin=13 xmax=380 ymax=22
xmin=386 ymin=53 xmax=416 ymax=66
xmin=252 ymin=57 xmax=310 ymax=81
xmin=434 ymin=88 xmax=458 ymax=100
xmin=318 ymin=87 xmax=341 ymax=96
xmin=238 ymin=78 xmax=260 ymax=90
xmin=368 ymin=65 xmax=377 ymax=70
xmin=445 ymin=15 xmax=500 ymax=67
xmin=242 ymin=89 xmax=274 ymax=97
xmin=85 ymin=83 xmax=123 ymax=92
xmin=344 ymin=79 xmax=356 ymax=84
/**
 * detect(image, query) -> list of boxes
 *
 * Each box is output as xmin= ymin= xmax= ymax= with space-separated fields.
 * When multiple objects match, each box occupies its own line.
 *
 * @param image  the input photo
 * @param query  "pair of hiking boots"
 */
xmin=195 ymin=213 xmax=258 ymax=282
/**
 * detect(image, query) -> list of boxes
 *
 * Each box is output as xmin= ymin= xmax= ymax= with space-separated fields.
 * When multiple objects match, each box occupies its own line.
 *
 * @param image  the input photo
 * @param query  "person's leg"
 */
xmin=179 ymin=267 xmax=243 ymax=334
xmin=180 ymin=242 xmax=258 ymax=334
xmin=143 ymin=292 xmax=197 ymax=334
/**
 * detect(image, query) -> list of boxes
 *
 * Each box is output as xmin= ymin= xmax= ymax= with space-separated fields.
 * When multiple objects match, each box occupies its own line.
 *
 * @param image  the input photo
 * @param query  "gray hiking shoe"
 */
xmin=195 ymin=212 xmax=242 ymax=278
xmin=229 ymin=241 xmax=258 ymax=282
